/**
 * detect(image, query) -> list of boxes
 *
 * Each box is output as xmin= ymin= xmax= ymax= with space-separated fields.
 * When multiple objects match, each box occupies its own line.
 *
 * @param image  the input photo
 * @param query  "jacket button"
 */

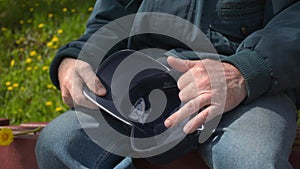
xmin=241 ymin=26 xmax=248 ymax=35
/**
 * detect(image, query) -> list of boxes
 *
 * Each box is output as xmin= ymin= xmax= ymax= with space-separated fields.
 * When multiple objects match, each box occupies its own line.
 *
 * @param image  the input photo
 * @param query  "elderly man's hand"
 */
xmin=58 ymin=58 xmax=106 ymax=109
xmin=164 ymin=57 xmax=247 ymax=134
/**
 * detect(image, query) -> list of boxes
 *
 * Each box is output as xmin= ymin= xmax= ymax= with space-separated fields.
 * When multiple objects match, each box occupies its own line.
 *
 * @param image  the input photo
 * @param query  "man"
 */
xmin=36 ymin=0 xmax=300 ymax=168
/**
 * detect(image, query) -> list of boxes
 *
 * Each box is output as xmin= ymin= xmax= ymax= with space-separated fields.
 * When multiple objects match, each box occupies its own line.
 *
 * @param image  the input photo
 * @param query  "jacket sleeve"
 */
xmin=50 ymin=0 xmax=141 ymax=89
xmin=221 ymin=1 xmax=300 ymax=103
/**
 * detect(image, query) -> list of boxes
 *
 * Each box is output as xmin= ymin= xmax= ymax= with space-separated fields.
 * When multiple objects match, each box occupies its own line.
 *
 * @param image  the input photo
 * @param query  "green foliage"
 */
xmin=298 ymin=112 xmax=300 ymax=125
xmin=0 ymin=0 xmax=95 ymax=124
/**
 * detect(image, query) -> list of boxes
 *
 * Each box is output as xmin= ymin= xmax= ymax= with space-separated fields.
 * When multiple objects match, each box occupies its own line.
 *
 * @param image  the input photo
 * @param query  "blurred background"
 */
xmin=0 ymin=0 xmax=95 ymax=124
xmin=0 ymin=0 xmax=299 ymax=125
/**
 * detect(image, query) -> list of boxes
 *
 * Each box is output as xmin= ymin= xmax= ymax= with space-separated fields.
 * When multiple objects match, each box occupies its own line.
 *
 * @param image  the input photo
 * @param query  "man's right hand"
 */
xmin=58 ymin=58 xmax=106 ymax=109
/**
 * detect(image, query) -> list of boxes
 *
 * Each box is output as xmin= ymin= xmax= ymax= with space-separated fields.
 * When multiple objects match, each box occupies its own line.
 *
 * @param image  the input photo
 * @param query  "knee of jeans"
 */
xmin=208 ymin=137 xmax=292 ymax=169
xmin=35 ymin=110 xmax=78 ymax=157
xmin=35 ymin=117 xmax=75 ymax=169
xmin=35 ymin=122 xmax=61 ymax=159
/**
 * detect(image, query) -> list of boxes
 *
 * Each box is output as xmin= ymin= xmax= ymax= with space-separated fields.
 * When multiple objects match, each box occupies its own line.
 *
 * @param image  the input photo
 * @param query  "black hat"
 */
xmin=83 ymin=49 xmax=181 ymax=138
xmin=83 ymin=50 xmax=201 ymax=163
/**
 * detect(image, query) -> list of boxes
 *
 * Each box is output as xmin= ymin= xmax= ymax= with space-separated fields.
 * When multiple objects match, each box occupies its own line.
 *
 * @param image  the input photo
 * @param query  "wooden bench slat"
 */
xmin=0 ymin=118 xmax=9 ymax=126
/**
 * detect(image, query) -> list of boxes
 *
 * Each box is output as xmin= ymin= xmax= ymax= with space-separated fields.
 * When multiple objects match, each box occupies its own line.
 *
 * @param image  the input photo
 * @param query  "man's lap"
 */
xmin=36 ymin=92 xmax=298 ymax=169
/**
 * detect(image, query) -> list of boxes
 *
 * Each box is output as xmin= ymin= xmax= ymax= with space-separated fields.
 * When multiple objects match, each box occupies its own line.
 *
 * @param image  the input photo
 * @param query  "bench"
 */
xmin=0 ymin=119 xmax=299 ymax=169
xmin=0 ymin=120 xmax=47 ymax=169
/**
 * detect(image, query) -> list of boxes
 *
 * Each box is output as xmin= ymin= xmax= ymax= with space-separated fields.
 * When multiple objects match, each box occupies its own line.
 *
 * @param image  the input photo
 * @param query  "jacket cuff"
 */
xmin=49 ymin=47 xmax=81 ymax=90
xmin=221 ymin=49 xmax=272 ymax=103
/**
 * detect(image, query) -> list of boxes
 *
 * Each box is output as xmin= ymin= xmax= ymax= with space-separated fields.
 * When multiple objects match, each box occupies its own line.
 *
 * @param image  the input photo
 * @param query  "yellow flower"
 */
xmin=47 ymin=84 xmax=53 ymax=89
xmin=10 ymin=59 xmax=15 ymax=67
xmin=45 ymin=101 xmax=53 ymax=106
xmin=57 ymin=29 xmax=63 ymax=34
xmin=42 ymin=66 xmax=49 ymax=71
xmin=27 ymin=19 xmax=32 ymax=24
xmin=38 ymin=23 xmax=44 ymax=28
xmin=35 ymin=3 xmax=39 ymax=7
xmin=12 ymin=83 xmax=19 ymax=88
xmin=5 ymin=81 xmax=11 ymax=86
xmin=25 ymin=58 xmax=32 ymax=64
xmin=0 ymin=127 xmax=44 ymax=147
xmin=30 ymin=50 xmax=37 ymax=56
xmin=51 ymin=36 xmax=59 ymax=42
xmin=34 ymin=66 xmax=38 ymax=70
xmin=1 ymin=27 xmax=7 ymax=32
xmin=26 ymin=67 xmax=32 ymax=71
xmin=0 ymin=128 xmax=14 ymax=146
xmin=29 ymin=7 xmax=34 ymax=12
xmin=47 ymin=41 xmax=53 ymax=48
xmin=19 ymin=20 xmax=24 ymax=25
xmin=48 ymin=13 xmax=54 ymax=18
xmin=62 ymin=8 xmax=68 ymax=12
xmin=16 ymin=40 xmax=22 ymax=44
xmin=71 ymin=9 xmax=76 ymax=13
xmin=55 ymin=107 xmax=63 ymax=112
xmin=88 ymin=7 xmax=93 ymax=12
xmin=37 ymin=55 xmax=42 ymax=60
xmin=7 ymin=86 xmax=13 ymax=91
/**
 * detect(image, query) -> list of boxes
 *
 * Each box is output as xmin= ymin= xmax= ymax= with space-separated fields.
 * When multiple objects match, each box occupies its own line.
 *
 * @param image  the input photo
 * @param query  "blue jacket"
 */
xmin=50 ymin=0 xmax=300 ymax=108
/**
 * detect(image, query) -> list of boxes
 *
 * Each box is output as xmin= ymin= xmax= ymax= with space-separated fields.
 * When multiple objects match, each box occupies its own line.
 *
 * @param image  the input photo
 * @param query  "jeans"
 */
xmin=35 ymin=106 xmax=134 ymax=169
xmin=35 ymin=92 xmax=298 ymax=169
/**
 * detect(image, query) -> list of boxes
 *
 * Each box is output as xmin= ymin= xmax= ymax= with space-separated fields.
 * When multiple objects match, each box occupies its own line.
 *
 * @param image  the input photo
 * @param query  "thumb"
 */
xmin=76 ymin=61 xmax=107 ymax=96
xmin=81 ymin=71 xmax=106 ymax=96
xmin=167 ymin=56 xmax=195 ymax=72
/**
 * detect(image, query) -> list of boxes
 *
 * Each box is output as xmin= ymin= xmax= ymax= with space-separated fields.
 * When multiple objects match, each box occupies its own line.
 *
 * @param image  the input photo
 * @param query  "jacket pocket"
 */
xmin=137 ymin=0 xmax=195 ymax=20
xmin=209 ymin=0 xmax=265 ymax=41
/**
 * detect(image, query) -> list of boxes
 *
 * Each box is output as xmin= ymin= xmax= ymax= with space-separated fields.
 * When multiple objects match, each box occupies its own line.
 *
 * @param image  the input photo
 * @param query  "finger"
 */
xmin=83 ymin=71 xmax=106 ymax=96
xmin=60 ymin=86 xmax=74 ymax=108
xmin=179 ymin=82 xmax=210 ymax=102
xmin=176 ymin=70 xmax=194 ymax=90
xmin=167 ymin=56 xmax=196 ymax=72
xmin=178 ymin=74 xmax=211 ymax=101
xmin=76 ymin=61 xmax=106 ymax=96
xmin=177 ymin=64 xmax=210 ymax=90
xmin=71 ymin=76 xmax=98 ymax=109
xmin=183 ymin=108 xmax=209 ymax=134
xmin=178 ymin=82 xmax=198 ymax=101
xmin=164 ymin=93 xmax=210 ymax=128
xmin=176 ymin=66 xmax=205 ymax=90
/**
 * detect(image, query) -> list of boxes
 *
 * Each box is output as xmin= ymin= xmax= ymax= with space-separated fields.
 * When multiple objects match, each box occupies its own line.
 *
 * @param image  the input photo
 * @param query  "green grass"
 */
xmin=0 ymin=0 xmax=95 ymax=124
xmin=0 ymin=0 xmax=299 ymax=125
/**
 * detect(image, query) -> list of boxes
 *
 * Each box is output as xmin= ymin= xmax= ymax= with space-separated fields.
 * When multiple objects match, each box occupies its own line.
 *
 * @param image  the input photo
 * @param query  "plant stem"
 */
xmin=14 ymin=126 xmax=43 ymax=136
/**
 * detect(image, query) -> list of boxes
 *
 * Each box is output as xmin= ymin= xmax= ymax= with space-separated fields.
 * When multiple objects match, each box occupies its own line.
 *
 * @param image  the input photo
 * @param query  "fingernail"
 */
xmin=97 ymin=88 xmax=106 ymax=95
xmin=164 ymin=119 xmax=172 ymax=128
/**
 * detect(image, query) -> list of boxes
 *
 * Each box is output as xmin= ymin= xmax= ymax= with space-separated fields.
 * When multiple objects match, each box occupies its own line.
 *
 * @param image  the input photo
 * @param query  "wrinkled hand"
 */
xmin=164 ymin=57 xmax=247 ymax=134
xmin=58 ymin=58 xmax=106 ymax=109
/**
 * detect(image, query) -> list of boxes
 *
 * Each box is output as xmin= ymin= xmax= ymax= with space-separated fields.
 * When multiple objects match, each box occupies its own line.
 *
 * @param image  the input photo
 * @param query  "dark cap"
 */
xmin=83 ymin=49 xmax=182 ymax=137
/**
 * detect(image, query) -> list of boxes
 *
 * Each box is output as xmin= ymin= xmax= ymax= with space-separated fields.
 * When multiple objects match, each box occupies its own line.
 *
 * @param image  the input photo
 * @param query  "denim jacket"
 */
xmin=50 ymin=0 xmax=300 ymax=108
